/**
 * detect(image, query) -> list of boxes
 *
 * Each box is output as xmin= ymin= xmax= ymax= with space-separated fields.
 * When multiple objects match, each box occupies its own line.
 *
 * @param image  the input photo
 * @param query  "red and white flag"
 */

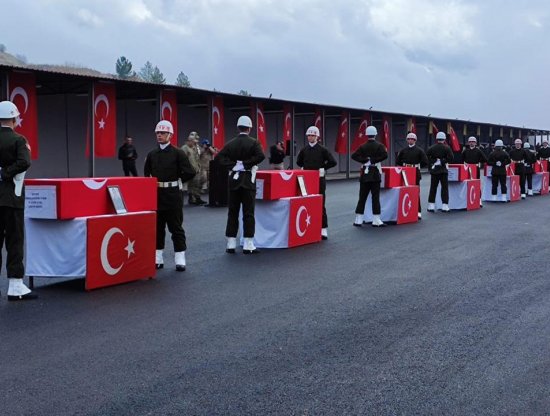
xmin=314 ymin=108 xmax=323 ymax=140
xmin=93 ymin=82 xmax=116 ymax=157
xmin=212 ymin=96 xmax=224 ymax=149
xmin=351 ymin=112 xmax=371 ymax=152
xmin=335 ymin=112 xmax=349 ymax=154
xmin=382 ymin=115 xmax=391 ymax=153
xmin=160 ymin=89 xmax=178 ymax=146
xmin=8 ymin=71 xmax=39 ymax=159
xmin=448 ymin=123 xmax=461 ymax=152
xmin=397 ymin=186 xmax=419 ymax=224
xmin=282 ymin=104 xmax=293 ymax=154
xmin=255 ymin=102 xmax=267 ymax=149
xmin=407 ymin=117 xmax=417 ymax=134
xmin=430 ymin=120 xmax=439 ymax=136
xmin=288 ymin=195 xmax=323 ymax=247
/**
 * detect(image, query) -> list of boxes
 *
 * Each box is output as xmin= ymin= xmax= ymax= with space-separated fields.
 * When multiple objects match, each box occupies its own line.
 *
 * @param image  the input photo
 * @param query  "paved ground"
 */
xmin=2 ymin=176 xmax=550 ymax=415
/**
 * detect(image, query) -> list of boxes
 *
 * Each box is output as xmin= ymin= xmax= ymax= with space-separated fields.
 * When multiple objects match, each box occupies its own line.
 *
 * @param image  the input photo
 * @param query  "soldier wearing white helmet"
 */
xmin=509 ymin=138 xmax=527 ymax=198
xmin=536 ymin=139 xmax=550 ymax=167
xmin=396 ymin=132 xmax=428 ymax=219
xmin=0 ymin=101 xmax=36 ymax=301
xmin=296 ymin=125 xmax=337 ymax=239
xmin=351 ymin=125 xmax=388 ymax=227
xmin=144 ymin=120 xmax=196 ymax=271
xmin=522 ymin=142 xmax=536 ymax=196
xmin=215 ymin=115 xmax=265 ymax=254
xmin=462 ymin=136 xmax=487 ymax=206
xmin=487 ymin=139 xmax=511 ymax=202
xmin=426 ymin=132 xmax=455 ymax=212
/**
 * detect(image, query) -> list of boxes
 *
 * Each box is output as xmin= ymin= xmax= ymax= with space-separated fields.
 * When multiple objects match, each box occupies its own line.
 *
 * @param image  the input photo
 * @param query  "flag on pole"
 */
xmin=160 ymin=89 xmax=178 ymax=146
xmin=255 ymin=102 xmax=267 ymax=149
xmin=351 ymin=113 xmax=371 ymax=152
xmin=382 ymin=115 xmax=391 ymax=153
xmin=447 ymin=123 xmax=461 ymax=152
xmin=212 ymin=96 xmax=225 ymax=149
xmin=282 ymin=104 xmax=293 ymax=154
xmin=93 ymin=82 xmax=116 ymax=157
xmin=313 ymin=108 xmax=323 ymax=140
xmin=8 ymin=71 xmax=39 ymax=159
xmin=335 ymin=112 xmax=348 ymax=154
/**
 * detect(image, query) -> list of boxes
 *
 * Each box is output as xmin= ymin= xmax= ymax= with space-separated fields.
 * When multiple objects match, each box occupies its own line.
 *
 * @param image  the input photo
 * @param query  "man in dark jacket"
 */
xmin=487 ymin=139 xmax=511 ymax=202
xmin=396 ymin=132 xmax=428 ymax=219
xmin=537 ymin=139 xmax=550 ymax=164
xmin=144 ymin=120 xmax=196 ymax=271
xmin=509 ymin=138 xmax=527 ymax=199
xmin=215 ymin=116 xmax=265 ymax=254
xmin=0 ymin=101 xmax=36 ymax=301
xmin=352 ymin=125 xmax=388 ymax=227
xmin=296 ymin=126 xmax=337 ymax=239
xmin=118 ymin=136 xmax=138 ymax=176
xmin=523 ymin=142 xmax=537 ymax=196
xmin=426 ymin=131 xmax=455 ymax=212
xmin=462 ymin=136 xmax=488 ymax=207
xmin=269 ymin=141 xmax=286 ymax=170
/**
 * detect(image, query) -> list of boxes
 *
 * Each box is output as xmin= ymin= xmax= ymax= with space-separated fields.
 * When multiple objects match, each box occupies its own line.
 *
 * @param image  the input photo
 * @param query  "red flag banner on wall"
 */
xmin=407 ymin=117 xmax=417 ymax=134
xmin=429 ymin=120 xmax=439 ymax=135
xmin=448 ymin=124 xmax=461 ymax=152
xmin=314 ymin=108 xmax=323 ymax=140
xmin=212 ymin=96 xmax=225 ymax=149
xmin=335 ymin=112 xmax=349 ymax=154
xmin=8 ymin=71 xmax=39 ymax=159
xmin=160 ymin=89 xmax=178 ymax=146
xmin=93 ymin=82 xmax=116 ymax=157
xmin=282 ymin=104 xmax=293 ymax=153
xmin=256 ymin=102 xmax=267 ymax=149
xmin=351 ymin=112 xmax=371 ymax=152
xmin=382 ymin=115 xmax=391 ymax=153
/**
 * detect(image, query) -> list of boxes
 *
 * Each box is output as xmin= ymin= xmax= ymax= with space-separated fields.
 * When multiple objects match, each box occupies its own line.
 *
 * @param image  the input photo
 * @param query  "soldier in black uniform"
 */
xmin=536 ymin=139 xmax=550 ymax=170
xmin=118 ymin=136 xmax=138 ymax=176
xmin=396 ymin=132 xmax=428 ymax=219
xmin=509 ymin=138 xmax=527 ymax=199
xmin=523 ymin=142 xmax=537 ymax=196
xmin=462 ymin=136 xmax=488 ymax=206
xmin=426 ymin=131 xmax=455 ymax=212
xmin=351 ymin=126 xmax=388 ymax=227
xmin=215 ymin=115 xmax=265 ymax=254
xmin=487 ymin=139 xmax=511 ymax=202
xmin=296 ymin=126 xmax=337 ymax=239
xmin=144 ymin=120 xmax=195 ymax=271
xmin=0 ymin=101 xmax=36 ymax=301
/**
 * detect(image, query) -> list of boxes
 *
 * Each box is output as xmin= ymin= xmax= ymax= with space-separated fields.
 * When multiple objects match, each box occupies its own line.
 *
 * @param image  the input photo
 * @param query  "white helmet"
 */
xmin=524 ymin=142 xmax=531 ymax=149
xmin=306 ymin=126 xmax=320 ymax=137
xmin=237 ymin=115 xmax=253 ymax=128
xmin=406 ymin=132 xmax=417 ymax=140
xmin=468 ymin=136 xmax=477 ymax=143
xmin=155 ymin=120 xmax=174 ymax=134
xmin=0 ymin=101 xmax=20 ymax=119
xmin=366 ymin=125 xmax=377 ymax=136
xmin=514 ymin=138 xmax=522 ymax=145
xmin=495 ymin=139 xmax=504 ymax=147
xmin=436 ymin=131 xmax=446 ymax=141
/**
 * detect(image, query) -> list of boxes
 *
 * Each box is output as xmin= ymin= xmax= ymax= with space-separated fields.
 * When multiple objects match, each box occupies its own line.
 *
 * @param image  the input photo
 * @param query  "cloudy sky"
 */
xmin=4 ymin=0 xmax=549 ymax=129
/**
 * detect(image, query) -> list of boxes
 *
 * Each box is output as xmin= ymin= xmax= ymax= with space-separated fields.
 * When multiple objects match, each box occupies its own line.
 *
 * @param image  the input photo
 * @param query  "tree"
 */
xmin=0 ymin=44 xmax=6 ymax=53
xmin=139 ymin=61 xmax=165 ymax=84
xmin=175 ymin=71 xmax=191 ymax=87
xmin=238 ymin=90 xmax=252 ymax=96
xmin=116 ymin=56 xmax=135 ymax=79
xmin=150 ymin=67 xmax=166 ymax=84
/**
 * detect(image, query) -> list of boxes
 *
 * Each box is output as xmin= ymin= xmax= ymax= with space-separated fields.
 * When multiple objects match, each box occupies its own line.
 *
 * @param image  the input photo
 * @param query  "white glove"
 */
xmin=232 ymin=160 xmax=245 ymax=172
xmin=433 ymin=158 xmax=442 ymax=167
xmin=13 ymin=172 xmax=26 ymax=196
xmin=363 ymin=160 xmax=371 ymax=168
xmin=496 ymin=161 xmax=502 ymax=167
xmin=319 ymin=168 xmax=326 ymax=177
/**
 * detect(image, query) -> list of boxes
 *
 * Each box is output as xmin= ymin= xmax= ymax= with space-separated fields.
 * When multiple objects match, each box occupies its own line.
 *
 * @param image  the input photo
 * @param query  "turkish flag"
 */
xmin=93 ymin=82 xmax=116 ymax=157
xmin=314 ymin=108 xmax=323 ymax=140
xmin=407 ymin=117 xmax=417 ymax=134
xmin=335 ymin=112 xmax=349 ymax=154
xmin=382 ymin=115 xmax=391 ymax=153
xmin=160 ymin=89 xmax=178 ymax=146
xmin=351 ymin=112 xmax=371 ymax=152
xmin=509 ymin=176 xmax=521 ymax=201
xmin=397 ymin=186 xmax=419 ymax=224
xmin=466 ymin=179 xmax=481 ymax=210
xmin=540 ymin=172 xmax=549 ymax=195
xmin=282 ymin=104 xmax=293 ymax=154
xmin=8 ymin=71 xmax=38 ymax=159
xmin=287 ymin=195 xmax=323 ymax=247
xmin=86 ymin=212 xmax=156 ymax=290
xmin=255 ymin=102 xmax=267 ymax=149
xmin=430 ymin=120 xmax=439 ymax=136
xmin=212 ymin=96 xmax=224 ymax=149
xmin=449 ymin=125 xmax=461 ymax=152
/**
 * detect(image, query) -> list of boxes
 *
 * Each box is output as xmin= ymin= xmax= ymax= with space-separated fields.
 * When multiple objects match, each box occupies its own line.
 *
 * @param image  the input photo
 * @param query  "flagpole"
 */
xmin=88 ymin=82 xmax=95 ymax=177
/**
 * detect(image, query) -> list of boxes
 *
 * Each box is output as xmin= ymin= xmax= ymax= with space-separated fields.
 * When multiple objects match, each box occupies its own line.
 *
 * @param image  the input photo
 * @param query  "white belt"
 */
xmin=512 ymin=160 xmax=524 ymax=163
xmin=158 ymin=180 xmax=179 ymax=188
xmin=404 ymin=163 xmax=420 ymax=168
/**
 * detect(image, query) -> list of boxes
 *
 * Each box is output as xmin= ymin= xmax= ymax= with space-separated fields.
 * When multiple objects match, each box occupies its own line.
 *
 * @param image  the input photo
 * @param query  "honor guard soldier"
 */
xmin=396 ymin=132 xmax=428 ymax=219
xmin=523 ymin=142 xmax=536 ymax=196
xmin=487 ymin=139 xmax=511 ymax=202
xmin=144 ymin=120 xmax=196 ymax=271
xmin=0 ymin=101 xmax=36 ymax=301
xmin=215 ymin=116 xmax=265 ymax=254
xmin=462 ymin=136 xmax=488 ymax=206
xmin=426 ymin=131 xmax=454 ymax=212
xmin=296 ymin=126 xmax=337 ymax=239
xmin=352 ymin=126 xmax=388 ymax=227
xmin=509 ymin=138 xmax=527 ymax=199
xmin=537 ymin=139 xmax=550 ymax=168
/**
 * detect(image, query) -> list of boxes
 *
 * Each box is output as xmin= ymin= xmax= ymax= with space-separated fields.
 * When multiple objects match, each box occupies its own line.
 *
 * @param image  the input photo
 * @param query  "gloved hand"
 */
xmin=232 ymin=160 xmax=245 ymax=171
xmin=319 ymin=168 xmax=326 ymax=177
xmin=363 ymin=159 xmax=371 ymax=168
xmin=433 ymin=158 xmax=442 ymax=167
xmin=496 ymin=161 xmax=502 ymax=167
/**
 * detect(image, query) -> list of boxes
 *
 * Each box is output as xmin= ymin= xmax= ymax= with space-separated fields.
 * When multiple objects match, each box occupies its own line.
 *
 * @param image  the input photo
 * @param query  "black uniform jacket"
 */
xmin=426 ymin=143 xmax=454 ymax=174
xmin=0 ymin=127 xmax=31 ymax=209
xmin=509 ymin=148 xmax=528 ymax=174
xmin=215 ymin=134 xmax=265 ymax=191
xmin=144 ymin=144 xmax=196 ymax=210
xmin=487 ymin=149 xmax=511 ymax=176
xmin=296 ymin=143 xmax=337 ymax=171
xmin=524 ymin=150 xmax=537 ymax=174
xmin=351 ymin=140 xmax=388 ymax=182
xmin=462 ymin=147 xmax=488 ymax=165
xmin=537 ymin=146 xmax=550 ymax=160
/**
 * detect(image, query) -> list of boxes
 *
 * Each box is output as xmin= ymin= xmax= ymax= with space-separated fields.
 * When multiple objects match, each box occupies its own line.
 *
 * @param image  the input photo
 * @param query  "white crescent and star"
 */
xmin=82 ymin=178 xmax=108 ymax=190
xmin=10 ymin=87 xmax=29 ymax=127
xmin=279 ymin=171 xmax=294 ymax=181
xmin=213 ymin=106 xmax=220 ymax=135
xmin=100 ymin=227 xmax=136 ymax=276
xmin=340 ymin=117 xmax=348 ymax=137
xmin=295 ymin=206 xmax=311 ymax=237
xmin=469 ymin=185 xmax=476 ymax=205
xmin=94 ymin=93 xmax=110 ymax=130
xmin=315 ymin=115 xmax=321 ymax=128
xmin=161 ymin=100 xmax=173 ymax=121
xmin=358 ymin=120 xmax=368 ymax=137
xmin=401 ymin=193 xmax=412 ymax=217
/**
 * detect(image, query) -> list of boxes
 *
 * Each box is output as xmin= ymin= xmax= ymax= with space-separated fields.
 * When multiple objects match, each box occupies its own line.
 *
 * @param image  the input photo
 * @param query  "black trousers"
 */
xmin=156 ymin=208 xmax=186 ymax=252
xmin=0 ymin=206 xmax=25 ymax=278
xmin=517 ymin=173 xmax=526 ymax=194
xmin=428 ymin=173 xmax=449 ymax=204
xmin=226 ymin=187 xmax=256 ymax=238
xmin=319 ymin=177 xmax=328 ymax=228
xmin=491 ymin=175 xmax=507 ymax=195
xmin=525 ymin=173 xmax=533 ymax=190
xmin=415 ymin=168 xmax=422 ymax=212
xmin=122 ymin=160 xmax=138 ymax=177
xmin=355 ymin=181 xmax=381 ymax=215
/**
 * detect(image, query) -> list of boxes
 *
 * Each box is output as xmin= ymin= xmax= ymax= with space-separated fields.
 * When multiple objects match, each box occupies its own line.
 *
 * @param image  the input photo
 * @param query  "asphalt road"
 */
xmin=2 ymin=177 xmax=550 ymax=415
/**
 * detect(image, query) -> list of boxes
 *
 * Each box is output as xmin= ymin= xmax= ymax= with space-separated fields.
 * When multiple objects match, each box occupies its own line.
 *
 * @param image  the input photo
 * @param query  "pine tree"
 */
xmin=139 ymin=61 xmax=165 ymax=84
xmin=238 ymin=90 xmax=252 ymax=96
xmin=175 ymin=71 xmax=191 ymax=87
xmin=116 ymin=56 xmax=135 ymax=79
